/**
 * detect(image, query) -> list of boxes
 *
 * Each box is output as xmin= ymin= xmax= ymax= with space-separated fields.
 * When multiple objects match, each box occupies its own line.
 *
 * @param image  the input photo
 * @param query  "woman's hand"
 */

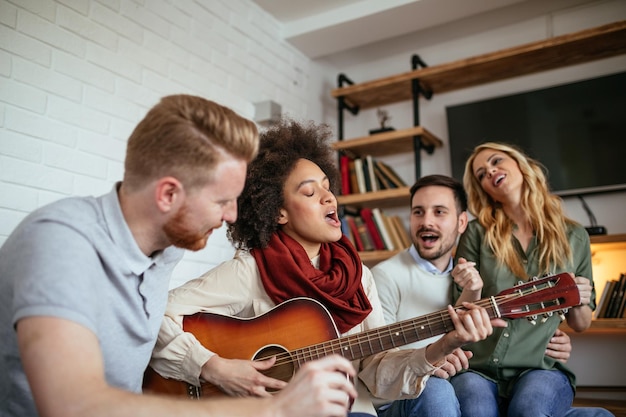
xmin=566 ymin=273 xmax=594 ymax=332
xmin=545 ymin=328 xmax=571 ymax=363
xmin=574 ymin=275 xmax=593 ymax=306
xmin=452 ymin=257 xmax=483 ymax=303
xmin=201 ymin=355 xmax=287 ymax=397
xmin=432 ymin=348 xmax=472 ymax=379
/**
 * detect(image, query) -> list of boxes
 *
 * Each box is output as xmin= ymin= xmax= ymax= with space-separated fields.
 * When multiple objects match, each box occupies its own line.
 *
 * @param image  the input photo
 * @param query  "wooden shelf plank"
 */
xmin=331 ymin=21 xmax=626 ymax=109
xmin=332 ymin=126 xmax=442 ymax=157
xmin=590 ymin=233 xmax=626 ymax=244
xmin=338 ymin=187 xmax=410 ymax=208
xmin=561 ymin=319 xmax=626 ymax=334
xmin=358 ymin=249 xmax=402 ymax=267
xmin=590 ymin=233 xmax=626 ymax=253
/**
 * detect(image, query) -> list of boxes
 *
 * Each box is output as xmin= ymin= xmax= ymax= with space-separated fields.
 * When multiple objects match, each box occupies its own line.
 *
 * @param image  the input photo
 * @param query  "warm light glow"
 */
xmin=590 ymin=241 xmax=626 ymax=317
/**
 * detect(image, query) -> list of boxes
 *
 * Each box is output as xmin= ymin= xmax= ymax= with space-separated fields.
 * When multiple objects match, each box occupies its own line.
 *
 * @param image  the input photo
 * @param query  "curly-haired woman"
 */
xmin=149 ymin=119 xmax=501 ymax=414
xmin=451 ymin=142 xmax=598 ymax=417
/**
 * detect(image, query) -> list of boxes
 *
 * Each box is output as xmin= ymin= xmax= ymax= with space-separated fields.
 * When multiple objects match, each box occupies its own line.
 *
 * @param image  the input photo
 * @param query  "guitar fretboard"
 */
xmin=289 ymin=299 xmax=498 ymax=365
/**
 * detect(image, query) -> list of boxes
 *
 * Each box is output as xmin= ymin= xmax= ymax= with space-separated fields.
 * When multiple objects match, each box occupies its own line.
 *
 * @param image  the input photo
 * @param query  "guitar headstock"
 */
xmin=494 ymin=273 xmax=580 ymax=321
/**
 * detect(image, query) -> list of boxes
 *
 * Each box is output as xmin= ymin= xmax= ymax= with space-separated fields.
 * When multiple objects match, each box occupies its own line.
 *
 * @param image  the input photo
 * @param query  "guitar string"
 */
xmin=265 ymin=295 xmax=503 ymax=368
xmin=196 ymin=291 xmax=557 ymax=389
xmin=194 ymin=278 xmax=568 ymax=389
xmin=266 ymin=288 xmax=567 ymax=369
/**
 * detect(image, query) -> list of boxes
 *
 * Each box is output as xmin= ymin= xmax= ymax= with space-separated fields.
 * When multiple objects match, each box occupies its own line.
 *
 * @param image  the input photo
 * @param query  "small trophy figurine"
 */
xmin=369 ymin=108 xmax=395 ymax=134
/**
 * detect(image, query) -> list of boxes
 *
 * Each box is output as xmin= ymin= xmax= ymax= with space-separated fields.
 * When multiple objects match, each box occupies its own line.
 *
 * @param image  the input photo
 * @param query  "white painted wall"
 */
xmin=0 ymin=0 xmax=325 ymax=289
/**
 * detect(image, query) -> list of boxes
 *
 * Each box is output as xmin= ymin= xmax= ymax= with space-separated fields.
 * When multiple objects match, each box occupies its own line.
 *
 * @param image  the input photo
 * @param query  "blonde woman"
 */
xmin=450 ymin=142 xmax=598 ymax=417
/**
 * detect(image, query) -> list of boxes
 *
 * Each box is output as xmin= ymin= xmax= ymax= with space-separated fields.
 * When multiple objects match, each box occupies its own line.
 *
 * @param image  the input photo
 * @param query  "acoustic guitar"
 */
xmin=143 ymin=272 xmax=580 ymax=398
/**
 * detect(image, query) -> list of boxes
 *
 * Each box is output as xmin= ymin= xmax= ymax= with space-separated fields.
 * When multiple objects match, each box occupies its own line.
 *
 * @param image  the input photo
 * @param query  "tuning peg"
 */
xmin=558 ymin=312 xmax=566 ymax=321
xmin=541 ymin=314 xmax=550 ymax=323
xmin=527 ymin=315 xmax=537 ymax=325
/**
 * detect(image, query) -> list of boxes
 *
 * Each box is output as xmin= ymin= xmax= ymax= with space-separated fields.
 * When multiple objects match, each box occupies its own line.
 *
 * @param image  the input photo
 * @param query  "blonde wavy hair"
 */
xmin=463 ymin=142 xmax=576 ymax=278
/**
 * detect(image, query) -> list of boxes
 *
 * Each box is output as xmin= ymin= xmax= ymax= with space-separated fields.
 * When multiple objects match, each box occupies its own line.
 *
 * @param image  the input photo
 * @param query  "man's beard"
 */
xmin=417 ymin=244 xmax=451 ymax=262
xmin=163 ymin=204 xmax=209 ymax=251
xmin=414 ymin=228 xmax=456 ymax=263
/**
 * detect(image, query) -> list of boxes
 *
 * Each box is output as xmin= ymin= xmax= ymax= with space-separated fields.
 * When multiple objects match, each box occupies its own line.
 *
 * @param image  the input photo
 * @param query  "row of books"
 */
xmin=341 ymin=207 xmax=411 ymax=252
xmin=595 ymin=273 xmax=626 ymax=319
xmin=339 ymin=154 xmax=407 ymax=195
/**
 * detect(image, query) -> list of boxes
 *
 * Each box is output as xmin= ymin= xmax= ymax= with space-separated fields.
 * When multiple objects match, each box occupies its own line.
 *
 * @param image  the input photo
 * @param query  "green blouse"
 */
xmin=453 ymin=219 xmax=596 ymax=397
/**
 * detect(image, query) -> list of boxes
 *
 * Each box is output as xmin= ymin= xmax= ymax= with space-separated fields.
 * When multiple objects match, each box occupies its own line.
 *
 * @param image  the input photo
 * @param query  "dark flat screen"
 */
xmin=446 ymin=71 xmax=626 ymax=196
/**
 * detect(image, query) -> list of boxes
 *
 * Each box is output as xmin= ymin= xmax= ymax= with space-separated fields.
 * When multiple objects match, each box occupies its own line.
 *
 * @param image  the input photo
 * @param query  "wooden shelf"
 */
xmin=561 ymin=319 xmax=626 ymax=334
xmin=590 ymin=233 xmax=626 ymax=245
xmin=358 ymin=249 xmax=403 ymax=267
xmin=590 ymin=234 xmax=626 ymax=253
xmin=331 ymin=126 xmax=442 ymax=157
xmin=337 ymin=187 xmax=410 ymax=208
xmin=331 ymin=21 xmax=626 ymax=109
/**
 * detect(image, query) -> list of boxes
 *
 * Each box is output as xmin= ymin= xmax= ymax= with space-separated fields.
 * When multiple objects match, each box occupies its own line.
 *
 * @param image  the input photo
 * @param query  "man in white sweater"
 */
xmin=370 ymin=175 xmax=607 ymax=417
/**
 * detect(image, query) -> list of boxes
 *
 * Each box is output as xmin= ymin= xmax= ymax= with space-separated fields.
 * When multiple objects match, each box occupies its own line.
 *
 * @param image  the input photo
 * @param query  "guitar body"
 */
xmin=143 ymin=297 xmax=340 ymax=398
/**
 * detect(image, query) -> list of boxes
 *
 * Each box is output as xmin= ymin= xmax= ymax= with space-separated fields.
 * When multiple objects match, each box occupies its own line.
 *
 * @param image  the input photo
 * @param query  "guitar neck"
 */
xmin=294 ymin=299 xmax=498 ymax=362
xmin=288 ymin=272 xmax=578 ymax=364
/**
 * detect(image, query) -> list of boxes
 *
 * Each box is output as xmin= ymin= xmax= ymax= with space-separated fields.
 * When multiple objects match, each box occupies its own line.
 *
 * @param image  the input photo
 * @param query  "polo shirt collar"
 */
xmin=101 ymin=183 xmax=156 ymax=276
xmin=409 ymin=244 xmax=453 ymax=275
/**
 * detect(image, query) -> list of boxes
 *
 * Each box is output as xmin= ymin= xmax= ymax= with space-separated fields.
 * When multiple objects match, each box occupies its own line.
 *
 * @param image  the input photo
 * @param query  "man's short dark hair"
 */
xmin=409 ymin=175 xmax=468 ymax=214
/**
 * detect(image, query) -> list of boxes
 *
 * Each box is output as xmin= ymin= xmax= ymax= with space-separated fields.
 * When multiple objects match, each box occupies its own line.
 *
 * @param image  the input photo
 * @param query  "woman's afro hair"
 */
xmin=227 ymin=118 xmax=339 ymax=249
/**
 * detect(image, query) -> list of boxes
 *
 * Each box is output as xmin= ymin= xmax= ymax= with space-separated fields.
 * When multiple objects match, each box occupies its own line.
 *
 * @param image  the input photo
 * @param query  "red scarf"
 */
xmin=252 ymin=230 xmax=372 ymax=334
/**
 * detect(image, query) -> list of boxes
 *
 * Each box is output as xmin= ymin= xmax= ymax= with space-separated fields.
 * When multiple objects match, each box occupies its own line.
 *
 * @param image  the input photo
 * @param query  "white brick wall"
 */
xmin=0 ymin=0 xmax=317 ymax=289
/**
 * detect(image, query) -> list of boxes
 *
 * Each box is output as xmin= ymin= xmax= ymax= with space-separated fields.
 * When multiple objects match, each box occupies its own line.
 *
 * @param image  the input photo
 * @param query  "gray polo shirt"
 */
xmin=0 ymin=184 xmax=184 ymax=416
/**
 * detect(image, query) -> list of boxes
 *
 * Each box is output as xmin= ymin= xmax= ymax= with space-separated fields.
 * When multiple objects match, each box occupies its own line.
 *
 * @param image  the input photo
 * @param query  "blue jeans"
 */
xmin=450 ymin=369 xmax=574 ymax=417
xmin=376 ymin=376 xmax=460 ymax=417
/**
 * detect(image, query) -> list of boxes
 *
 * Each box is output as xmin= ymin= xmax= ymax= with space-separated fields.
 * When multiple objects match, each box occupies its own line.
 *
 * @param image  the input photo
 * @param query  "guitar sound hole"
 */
xmin=254 ymin=345 xmax=294 ymax=392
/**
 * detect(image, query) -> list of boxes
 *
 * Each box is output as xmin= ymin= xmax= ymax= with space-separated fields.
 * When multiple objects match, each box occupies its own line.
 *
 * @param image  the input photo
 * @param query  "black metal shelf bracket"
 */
xmin=334 ymin=54 xmax=437 ymax=182
xmin=337 ymin=73 xmax=359 ymax=141
xmin=410 ymin=54 xmax=433 ymax=179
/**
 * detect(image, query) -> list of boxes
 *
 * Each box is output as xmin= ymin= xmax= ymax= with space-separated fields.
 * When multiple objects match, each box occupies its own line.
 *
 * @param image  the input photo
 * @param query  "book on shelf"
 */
xmin=597 ymin=279 xmax=618 ymax=318
xmin=595 ymin=280 xmax=614 ymax=319
xmin=617 ymin=282 xmax=626 ymax=318
xmin=372 ymin=208 xmax=394 ymax=250
xmin=360 ymin=208 xmax=385 ymax=250
xmin=353 ymin=215 xmax=375 ymax=251
xmin=354 ymin=158 xmax=366 ymax=194
xmin=373 ymin=162 xmax=398 ymax=189
xmin=340 ymin=154 xmax=352 ymax=195
xmin=365 ymin=155 xmax=379 ymax=192
xmin=606 ymin=273 xmax=626 ymax=318
xmin=374 ymin=160 xmax=407 ymax=188
xmin=338 ymin=154 xmax=406 ymax=194
xmin=391 ymin=215 xmax=411 ymax=249
xmin=361 ymin=157 xmax=373 ymax=192
xmin=348 ymin=159 xmax=359 ymax=195
xmin=381 ymin=212 xmax=404 ymax=250
xmin=343 ymin=214 xmax=364 ymax=251
xmin=340 ymin=216 xmax=355 ymax=247
xmin=341 ymin=209 xmax=411 ymax=254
